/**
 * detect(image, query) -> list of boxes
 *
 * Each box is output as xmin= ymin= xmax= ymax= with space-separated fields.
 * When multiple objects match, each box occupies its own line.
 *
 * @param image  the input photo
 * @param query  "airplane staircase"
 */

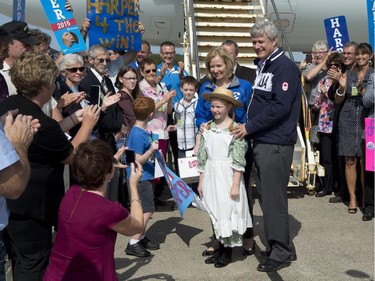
xmin=183 ymin=0 xmax=266 ymax=78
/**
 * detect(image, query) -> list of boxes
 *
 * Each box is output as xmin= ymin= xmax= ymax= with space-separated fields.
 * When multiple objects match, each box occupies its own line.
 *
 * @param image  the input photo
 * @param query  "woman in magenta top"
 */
xmin=43 ymin=140 xmax=144 ymax=281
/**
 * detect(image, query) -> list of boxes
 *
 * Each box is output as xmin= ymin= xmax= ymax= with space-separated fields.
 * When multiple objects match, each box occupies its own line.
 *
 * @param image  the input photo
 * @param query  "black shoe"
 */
xmin=140 ymin=237 xmax=160 ymax=250
xmin=125 ymin=242 xmax=151 ymax=257
xmin=329 ymin=195 xmax=343 ymax=203
xmin=362 ymin=212 xmax=374 ymax=221
xmin=214 ymin=256 xmax=232 ymax=268
xmin=205 ymin=251 xmax=222 ymax=264
xmin=257 ymin=259 xmax=291 ymax=272
xmin=205 ymin=255 xmax=218 ymax=264
xmin=315 ymin=190 xmax=331 ymax=198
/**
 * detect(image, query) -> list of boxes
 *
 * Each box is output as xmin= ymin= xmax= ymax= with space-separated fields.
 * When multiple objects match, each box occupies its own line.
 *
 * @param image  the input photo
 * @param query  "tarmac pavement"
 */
xmin=114 ymin=187 xmax=374 ymax=281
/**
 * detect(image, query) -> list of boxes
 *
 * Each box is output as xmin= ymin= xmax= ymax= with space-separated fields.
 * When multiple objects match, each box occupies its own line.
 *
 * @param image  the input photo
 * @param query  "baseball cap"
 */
xmin=1 ymin=21 xmax=40 ymax=46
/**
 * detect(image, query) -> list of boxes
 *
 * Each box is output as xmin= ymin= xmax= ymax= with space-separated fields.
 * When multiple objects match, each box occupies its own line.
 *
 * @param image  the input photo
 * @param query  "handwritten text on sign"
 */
xmin=87 ymin=0 xmax=142 ymax=50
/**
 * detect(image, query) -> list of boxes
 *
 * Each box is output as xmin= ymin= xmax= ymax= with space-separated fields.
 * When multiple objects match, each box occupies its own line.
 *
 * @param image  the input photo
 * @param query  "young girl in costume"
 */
xmin=197 ymin=87 xmax=253 ymax=268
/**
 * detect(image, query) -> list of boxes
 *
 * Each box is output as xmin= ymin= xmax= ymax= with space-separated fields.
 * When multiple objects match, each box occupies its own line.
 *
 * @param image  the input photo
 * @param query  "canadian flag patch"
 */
xmin=282 ymin=82 xmax=289 ymax=91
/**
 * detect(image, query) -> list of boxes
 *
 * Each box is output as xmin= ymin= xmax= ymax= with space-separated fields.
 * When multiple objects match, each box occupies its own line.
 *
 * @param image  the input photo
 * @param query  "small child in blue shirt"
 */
xmin=125 ymin=97 xmax=160 ymax=258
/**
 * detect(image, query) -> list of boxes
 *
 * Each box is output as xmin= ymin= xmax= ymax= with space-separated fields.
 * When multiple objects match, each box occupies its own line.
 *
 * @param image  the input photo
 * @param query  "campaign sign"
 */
xmin=367 ymin=0 xmax=375 ymax=50
xmin=87 ymin=0 xmax=142 ymax=51
xmin=40 ymin=0 xmax=87 ymax=54
xmin=13 ymin=0 xmax=25 ymax=21
xmin=365 ymin=118 xmax=375 ymax=171
xmin=154 ymin=150 xmax=195 ymax=217
xmin=166 ymin=167 xmax=195 ymax=218
xmin=324 ymin=16 xmax=349 ymax=52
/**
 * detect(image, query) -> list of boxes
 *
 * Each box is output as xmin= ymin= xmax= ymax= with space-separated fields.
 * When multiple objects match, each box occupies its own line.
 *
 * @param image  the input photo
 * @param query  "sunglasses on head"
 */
xmin=66 ymin=67 xmax=86 ymax=73
xmin=145 ymin=69 xmax=157 ymax=74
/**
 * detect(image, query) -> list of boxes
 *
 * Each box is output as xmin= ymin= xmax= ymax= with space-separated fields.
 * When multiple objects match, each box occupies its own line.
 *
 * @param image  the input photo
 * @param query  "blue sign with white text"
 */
xmin=367 ymin=0 xmax=375 ymax=50
xmin=87 ymin=0 xmax=142 ymax=51
xmin=324 ymin=16 xmax=349 ymax=52
xmin=13 ymin=0 xmax=25 ymax=21
xmin=40 ymin=0 xmax=87 ymax=54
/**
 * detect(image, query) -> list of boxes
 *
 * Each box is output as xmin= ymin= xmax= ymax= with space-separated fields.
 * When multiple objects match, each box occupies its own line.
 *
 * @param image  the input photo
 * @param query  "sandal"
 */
xmin=348 ymin=207 xmax=357 ymax=214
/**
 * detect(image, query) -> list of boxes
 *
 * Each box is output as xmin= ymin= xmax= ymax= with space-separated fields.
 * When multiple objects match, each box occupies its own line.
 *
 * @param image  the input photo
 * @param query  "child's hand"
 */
xmin=230 ymin=184 xmax=239 ymax=200
xmin=197 ymin=182 xmax=203 ymax=198
xmin=199 ymin=122 xmax=207 ymax=134
xmin=150 ymin=140 xmax=159 ymax=152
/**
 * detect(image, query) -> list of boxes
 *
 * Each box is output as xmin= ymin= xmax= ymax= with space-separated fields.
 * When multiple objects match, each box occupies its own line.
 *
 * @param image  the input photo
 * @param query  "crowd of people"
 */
xmin=0 ymin=7 xmax=373 ymax=281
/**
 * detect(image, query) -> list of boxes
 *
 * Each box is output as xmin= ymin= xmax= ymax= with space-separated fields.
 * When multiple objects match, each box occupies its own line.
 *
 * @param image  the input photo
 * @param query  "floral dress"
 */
xmin=197 ymin=123 xmax=252 ymax=247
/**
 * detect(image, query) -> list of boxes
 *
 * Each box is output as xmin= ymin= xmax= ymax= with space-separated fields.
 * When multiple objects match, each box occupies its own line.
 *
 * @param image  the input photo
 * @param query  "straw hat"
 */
xmin=201 ymin=86 xmax=242 ymax=108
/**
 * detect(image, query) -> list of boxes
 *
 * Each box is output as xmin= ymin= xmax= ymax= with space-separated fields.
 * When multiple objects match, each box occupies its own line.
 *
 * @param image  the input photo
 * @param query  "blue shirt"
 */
xmin=157 ymin=63 xmax=188 ymax=105
xmin=126 ymin=126 xmax=154 ymax=181
xmin=0 ymin=123 xmax=19 ymax=231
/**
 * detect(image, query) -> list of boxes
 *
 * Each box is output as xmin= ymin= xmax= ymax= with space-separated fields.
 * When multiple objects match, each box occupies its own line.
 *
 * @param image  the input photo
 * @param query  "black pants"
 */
xmin=243 ymin=144 xmax=254 ymax=239
xmin=5 ymin=215 xmax=52 ymax=281
xmin=253 ymin=143 xmax=296 ymax=262
xmin=319 ymin=132 xmax=336 ymax=193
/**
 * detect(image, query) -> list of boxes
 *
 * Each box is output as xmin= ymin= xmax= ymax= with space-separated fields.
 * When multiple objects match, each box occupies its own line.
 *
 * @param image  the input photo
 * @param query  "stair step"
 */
xmin=194 ymin=3 xmax=260 ymax=10
xmin=195 ymin=21 xmax=255 ymax=27
xmin=196 ymin=30 xmax=251 ymax=37
xmin=194 ymin=12 xmax=256 ymax=18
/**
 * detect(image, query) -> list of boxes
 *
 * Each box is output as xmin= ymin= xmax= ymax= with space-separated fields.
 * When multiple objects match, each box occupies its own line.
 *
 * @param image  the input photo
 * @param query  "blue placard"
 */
xmin=368 ymin=0 xmax=375 ymax=50
xmin=87 ymin=0 xmax=142 ymax=51
xmin=166 ymin=167 xmax=195 ymax=218
xmin=40 ymin=0 xmax=87 ymax=54
xmin=154 ymin=150 xmax=194 ymax=217
xmin=324 ymin=16 xmax=350 ymax=52
xmin=13 ymin=0 xmax=25 ymax=21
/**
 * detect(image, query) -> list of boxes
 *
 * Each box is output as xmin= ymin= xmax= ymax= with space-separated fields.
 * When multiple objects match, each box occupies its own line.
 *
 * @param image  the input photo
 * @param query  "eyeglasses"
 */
xmin=162 ymin=52 xmax=175 ymax=56
xmin=122 ymin=76 xmax=137 ymax=81
xmin=145 ymin=69 xmax=157 ymax=74
xmin=343 ymin=52 xmax=355 ymax=55
xmin=313 ymin=51 xmax=327 ymax=55
xmin=96 ymin=58 xmax=110 ymax=64
xmin=66 ymin=67 xmax=86 ymax=73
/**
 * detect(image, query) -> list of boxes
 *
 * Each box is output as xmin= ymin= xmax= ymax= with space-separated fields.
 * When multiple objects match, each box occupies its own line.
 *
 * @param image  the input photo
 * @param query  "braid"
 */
xmin=206 ymin=120 xmax=213 ymax=130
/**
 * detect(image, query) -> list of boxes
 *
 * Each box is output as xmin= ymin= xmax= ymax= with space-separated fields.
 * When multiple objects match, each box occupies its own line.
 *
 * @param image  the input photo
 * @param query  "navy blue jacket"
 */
xmin=246 ymin=48 xmax=301 ymax=145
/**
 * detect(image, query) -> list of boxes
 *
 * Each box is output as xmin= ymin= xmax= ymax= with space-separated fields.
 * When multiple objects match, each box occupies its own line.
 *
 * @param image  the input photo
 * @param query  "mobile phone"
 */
xmin=306 ymin=54 xmax=312 ymax=64
xmin=89 ymin=85 xmax=101 ymax=106
xmin=125 ymin=149 xmax=136 ymax=164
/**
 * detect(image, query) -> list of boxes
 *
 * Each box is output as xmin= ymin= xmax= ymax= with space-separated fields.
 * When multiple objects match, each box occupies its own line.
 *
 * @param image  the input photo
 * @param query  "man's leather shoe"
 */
xmin=315 ymin=190 xmax=331 ymax=197
xmin=125 ymin=242 xmax=151 ymax=258
xmin=362 ymin=212 xmax=374 ymax=221
xmin=257 ymin=259 xmax=291 ymax=272
xmin=329 ymin=195 xmax=343 ymax=203
xmin=140 ymin=237 xmax=160 ymax=250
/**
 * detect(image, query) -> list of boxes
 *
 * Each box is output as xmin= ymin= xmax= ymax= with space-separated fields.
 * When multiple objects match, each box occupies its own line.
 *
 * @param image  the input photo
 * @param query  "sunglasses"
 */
xmin=66 ymin=67 xmax=86 ymax=73
xmin=145 ymin=69 xmax=157 ymax=74
xmin=96 ymin=58 xmax=110 ymax=64
xmin=122 ymin=76 xmax=137 ymax=81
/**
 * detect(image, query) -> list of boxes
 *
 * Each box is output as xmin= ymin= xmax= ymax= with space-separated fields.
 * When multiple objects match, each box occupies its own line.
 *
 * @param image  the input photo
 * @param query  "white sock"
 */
xmin=129 ymin=239 xmax=139 ymax=245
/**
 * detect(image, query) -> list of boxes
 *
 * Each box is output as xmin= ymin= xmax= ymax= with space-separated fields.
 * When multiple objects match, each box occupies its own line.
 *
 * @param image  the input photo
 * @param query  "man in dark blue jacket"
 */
xmin=232 ymin=20 xmax=301 ymax=272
